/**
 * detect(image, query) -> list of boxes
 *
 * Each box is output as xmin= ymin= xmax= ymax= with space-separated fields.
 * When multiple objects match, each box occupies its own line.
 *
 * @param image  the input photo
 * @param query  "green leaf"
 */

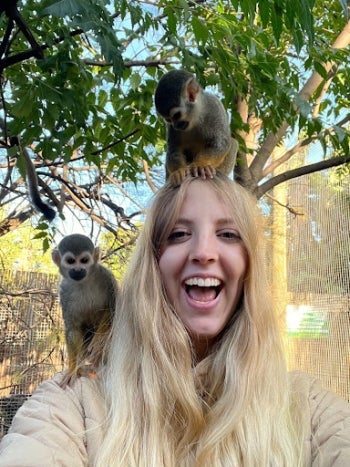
xmin=40 ymin=0 xmax=84 ymax=17
xmin=334 ymin=125 xmax=346 ymax=142
xmin=11 ymin=91 xmax=35 ymax=118
xmin=191 ymin=17 xmax=209 ymax=43
xmin=129 ymin=73 xmax=142 ymax=90
xmin=36 ymin=222 xmax=50 ymax=231
xmin=292 ymin=29 xmax=304 ymax=55
xmin=33 ymin=231 xmax=48 ymax=240
xmin=7 ymin=146 xmax=19 ymax=158
xmin=164 ymin=7 xmax=178 ymax=34
xmin=270 ymin=1 xmax=283 ymax=44
xmin=314 ymin=61 xmax=328 ymax=80
xmin=242 ymin=0 xmax=259 ymax=22
xmin=98 ymin=90 xmax=108 ymax=108
xmin=42 ymin=237 xmax=50 ymax=253
xmin=295 ymin=0 xmax=314 ymax=45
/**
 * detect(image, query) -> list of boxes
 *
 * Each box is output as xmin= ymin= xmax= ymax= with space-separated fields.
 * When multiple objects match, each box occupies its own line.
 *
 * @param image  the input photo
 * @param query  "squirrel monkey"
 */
xmin=52 ymin=234 xmax=118 ymax=384
xmin=154 ymin=69 xmax=238 ymax=185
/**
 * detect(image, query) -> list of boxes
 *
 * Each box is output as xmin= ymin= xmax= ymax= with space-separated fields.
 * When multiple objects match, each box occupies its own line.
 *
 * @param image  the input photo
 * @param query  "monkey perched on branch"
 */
xmin=154 ymin=69 xmax=238 ymax=185
xmin=52 ymin=234 xmax=119 ymax=384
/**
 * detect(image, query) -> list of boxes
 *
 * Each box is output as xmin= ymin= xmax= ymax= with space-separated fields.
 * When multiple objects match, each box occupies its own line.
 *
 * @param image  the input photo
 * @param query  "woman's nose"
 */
xmin=189 ymin=234 xmax=218 ymax=263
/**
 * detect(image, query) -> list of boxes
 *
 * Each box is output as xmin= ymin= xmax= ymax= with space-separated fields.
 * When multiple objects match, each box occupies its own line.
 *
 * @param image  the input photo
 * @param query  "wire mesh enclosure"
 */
xmin=284 ymin=172 xmax=350 ymax=400
xmin=0 ymin=271 xmax=64 ymax=438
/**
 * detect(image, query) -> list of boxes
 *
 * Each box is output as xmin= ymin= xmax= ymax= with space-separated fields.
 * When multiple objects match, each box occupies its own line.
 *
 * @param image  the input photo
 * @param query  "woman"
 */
xmin=1 ymin=174 xmax=349 ymax=466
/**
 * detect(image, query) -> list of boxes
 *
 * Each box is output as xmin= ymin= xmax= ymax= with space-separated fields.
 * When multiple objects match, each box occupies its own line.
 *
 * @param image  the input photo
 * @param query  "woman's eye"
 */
xmin=167 ymin=230 xmax=189 ymax=242
xmin=219 ymin=230 xmax=241 ymax=241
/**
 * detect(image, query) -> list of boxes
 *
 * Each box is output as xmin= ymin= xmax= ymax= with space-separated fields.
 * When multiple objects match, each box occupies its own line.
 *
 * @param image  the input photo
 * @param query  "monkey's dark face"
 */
xmin=59 ymin=251 xmax=95 ymax=282
xmin=164 ymin=106 xmax=193 ymax=132
xmin=155 ymin=71 xmax=201 ymax=133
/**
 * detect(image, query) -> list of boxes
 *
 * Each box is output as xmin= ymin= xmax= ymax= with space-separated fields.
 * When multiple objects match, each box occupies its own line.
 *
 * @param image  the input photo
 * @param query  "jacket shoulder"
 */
xmin=290 ymin=371 xmax=350 ymax=466
xmin=0 ymin=373 xmax=104 ymax=467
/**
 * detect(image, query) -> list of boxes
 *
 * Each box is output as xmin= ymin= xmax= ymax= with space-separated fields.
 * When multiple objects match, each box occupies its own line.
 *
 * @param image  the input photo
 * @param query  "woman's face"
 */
xmin=158 ymin=180 xmax=248 ymax=357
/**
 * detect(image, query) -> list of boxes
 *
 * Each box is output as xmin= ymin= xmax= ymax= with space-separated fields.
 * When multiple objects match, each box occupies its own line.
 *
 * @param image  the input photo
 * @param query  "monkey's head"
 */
xmin=154 ymin=69 xmax=202 ymax=131
xmin=52 ymin=234 xmax=99 ymax=282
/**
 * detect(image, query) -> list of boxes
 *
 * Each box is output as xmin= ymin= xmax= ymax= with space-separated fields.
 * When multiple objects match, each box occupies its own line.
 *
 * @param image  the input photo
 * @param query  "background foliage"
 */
xmin=0 ymin=0 xmax=349 ymax=248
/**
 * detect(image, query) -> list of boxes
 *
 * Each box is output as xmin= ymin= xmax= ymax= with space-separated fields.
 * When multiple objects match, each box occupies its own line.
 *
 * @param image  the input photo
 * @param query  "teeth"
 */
xmin=185 ymin=277 xmax=221 ymax=287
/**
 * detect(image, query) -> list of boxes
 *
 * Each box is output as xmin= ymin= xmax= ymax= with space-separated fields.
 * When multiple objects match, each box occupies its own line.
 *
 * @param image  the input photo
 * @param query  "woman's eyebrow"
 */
xmin=173 ymin=217 xmax=193 ymax=226
xmin=174 ymin=217 xmax=236 ymax=226
xmin=216 ymin=217 xmax=236 ymax=226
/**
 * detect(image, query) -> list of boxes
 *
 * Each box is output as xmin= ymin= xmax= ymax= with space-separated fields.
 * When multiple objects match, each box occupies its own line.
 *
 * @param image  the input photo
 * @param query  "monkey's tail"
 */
xmin=22 ymin=147 xmax=56 ymax=221
xmin=30 ymin=189 xmax=56 ymax=221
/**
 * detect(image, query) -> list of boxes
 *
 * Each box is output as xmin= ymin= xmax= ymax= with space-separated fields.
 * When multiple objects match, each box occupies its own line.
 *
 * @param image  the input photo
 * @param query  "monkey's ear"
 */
xmin=51 ymin=248 xmax=61 ymax=266
xmin=94 ymin=247 xmax=100 ymax=261
xmin=186 ymin=78 xmax=200 ymax=102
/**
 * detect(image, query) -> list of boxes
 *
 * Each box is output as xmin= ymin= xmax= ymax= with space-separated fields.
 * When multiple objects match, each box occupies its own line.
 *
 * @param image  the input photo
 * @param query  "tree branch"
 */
xmin=84 ymin=58 xmax=176 ymax=69
xmin=142 ymin=160 xmax=157 ymax=194
xmin=300 ymin=20 xmax=350 ymax=102
xmin=249 ymin=123 xmax=289 ymax=181
xmin=265 ymin=192 xmax=304 ymax=217
xmin=0 ymin=209 xmax=34 ymax=236
xmin=262 ymin=137 xmax=316 ymax=178
xmin=262 ymin=113 xmax=350 ymax=177
xmin=249 ymin=20 xmax=350 ymax=183
xmin=0 ymin=23 xmax=85 ymax=71
xmin=90 ymin=128 xmax=140 ymax=156
xmin=255 ymin=153 xmax=350 ymax=198
xmin=233 ymin=94 xmax=252 ymax=186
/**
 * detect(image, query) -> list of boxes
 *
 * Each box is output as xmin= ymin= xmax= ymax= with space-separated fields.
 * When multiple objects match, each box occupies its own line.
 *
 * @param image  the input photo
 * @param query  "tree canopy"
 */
xmin=0 ymin=0 xmax=349 ymax=240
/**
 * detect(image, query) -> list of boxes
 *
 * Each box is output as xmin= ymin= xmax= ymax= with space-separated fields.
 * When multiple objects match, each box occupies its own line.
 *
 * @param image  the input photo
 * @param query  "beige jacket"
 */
xmin=0 ymin=372 xmax=349 ymax=466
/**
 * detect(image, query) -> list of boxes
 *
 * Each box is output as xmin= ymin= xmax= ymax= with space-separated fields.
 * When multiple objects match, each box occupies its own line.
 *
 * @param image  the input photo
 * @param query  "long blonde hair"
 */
xmin=95 ymin=175 xmax=305 ymax=466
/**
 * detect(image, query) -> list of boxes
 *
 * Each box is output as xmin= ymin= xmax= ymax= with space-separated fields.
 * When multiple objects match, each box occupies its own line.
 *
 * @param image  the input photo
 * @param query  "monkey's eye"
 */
xmin=81 ymin=256 xmax=90 ymax=264
xmin=66 ymin=257 xmax=76 ymax=265
xmin=172 ymin=111 xmax=182 ymax=121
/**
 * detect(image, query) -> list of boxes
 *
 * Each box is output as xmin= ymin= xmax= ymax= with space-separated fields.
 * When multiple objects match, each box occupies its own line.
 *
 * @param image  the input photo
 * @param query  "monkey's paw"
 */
xmin=168 ymin=168 xmax=191 ymax=185
xmin=190 ymin=166 xmax=216 ymax=179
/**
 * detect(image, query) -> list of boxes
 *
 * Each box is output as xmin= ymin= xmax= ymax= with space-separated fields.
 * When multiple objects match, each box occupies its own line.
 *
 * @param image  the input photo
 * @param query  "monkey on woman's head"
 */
xmin=52 ymin=234 xmax=119 ymax=385
xmin=154 ymin=69 xmax=238 ymax=185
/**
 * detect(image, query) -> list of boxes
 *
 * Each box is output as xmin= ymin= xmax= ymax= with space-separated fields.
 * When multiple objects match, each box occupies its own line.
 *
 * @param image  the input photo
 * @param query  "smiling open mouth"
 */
xmin=185 ymin=277 xmax=222 ymax=302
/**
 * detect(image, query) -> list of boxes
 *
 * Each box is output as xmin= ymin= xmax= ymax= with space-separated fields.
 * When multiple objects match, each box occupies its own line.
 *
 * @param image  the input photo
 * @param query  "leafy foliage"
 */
xmin=0 ymin=0 xmax=349 ymax=239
